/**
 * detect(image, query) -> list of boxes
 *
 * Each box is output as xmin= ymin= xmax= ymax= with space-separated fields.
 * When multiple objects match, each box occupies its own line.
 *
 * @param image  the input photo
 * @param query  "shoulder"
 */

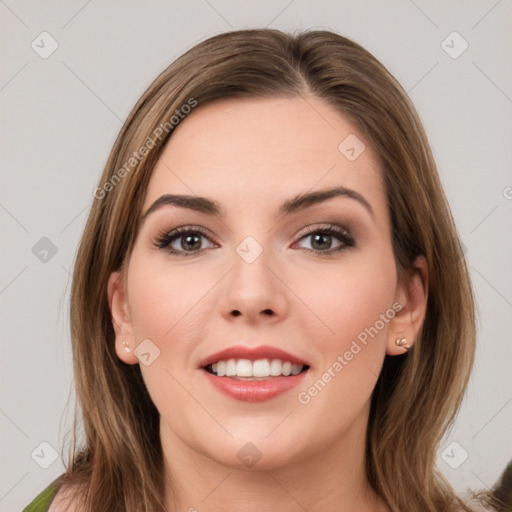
xmin=47 ymin=483 xmax=85 ymax=512
xmin=22 ymin=481 xmax=58 ymax=512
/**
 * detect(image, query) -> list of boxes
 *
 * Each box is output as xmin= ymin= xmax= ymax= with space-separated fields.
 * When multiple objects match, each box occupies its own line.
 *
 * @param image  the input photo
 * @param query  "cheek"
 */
xmin=293 ymin=247 xmax=397 ymax=387
xmin=125 ymin=252 xmax=217 ymax=362
xmin=297 ymin=249 xmax=396 ymax=337
xmin=127 ymin=242 xmax=397 ymax=364
xmin=128 ymin=251 xmax=197 ymax=328
xmin=291 ymin=248 xmax=397 ymax=415
xmin=126 ymin=240 xmax=397 ymax=420
xmin=124 ymin=254 xmax=214 ymax=415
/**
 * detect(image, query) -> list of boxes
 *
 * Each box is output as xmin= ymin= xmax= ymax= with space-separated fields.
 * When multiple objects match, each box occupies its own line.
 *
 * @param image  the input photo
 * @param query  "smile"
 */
xmin=198 ymin=344 xmax=311 ymax=402
xmin=205 ymin=358 xmax=307 ymax=378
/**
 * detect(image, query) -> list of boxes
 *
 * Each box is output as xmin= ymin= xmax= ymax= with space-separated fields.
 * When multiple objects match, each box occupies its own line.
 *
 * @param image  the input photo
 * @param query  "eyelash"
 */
xmin=154 ymin=224 xmax=356 ymax=257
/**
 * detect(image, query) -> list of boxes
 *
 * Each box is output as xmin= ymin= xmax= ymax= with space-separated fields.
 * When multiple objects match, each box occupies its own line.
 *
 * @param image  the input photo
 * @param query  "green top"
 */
xmin=22 ymin=480 xmax=59 ymax=512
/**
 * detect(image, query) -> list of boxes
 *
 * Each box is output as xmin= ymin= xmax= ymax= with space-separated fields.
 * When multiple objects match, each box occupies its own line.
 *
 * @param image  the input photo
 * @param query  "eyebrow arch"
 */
xmin=140 ymin=186 xmax=374 ymax=223
xmin=279 ymin=186 xmax=374 ymax=218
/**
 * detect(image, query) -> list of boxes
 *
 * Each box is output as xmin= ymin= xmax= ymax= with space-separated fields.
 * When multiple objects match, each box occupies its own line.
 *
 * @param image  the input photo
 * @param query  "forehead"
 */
xmin=142 ymin=96 xmax=386 ymax=217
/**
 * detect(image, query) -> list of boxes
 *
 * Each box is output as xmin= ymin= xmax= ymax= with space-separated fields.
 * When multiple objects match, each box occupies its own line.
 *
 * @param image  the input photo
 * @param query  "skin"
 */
xmin=108 ymin=96 xmax=428 ymax=512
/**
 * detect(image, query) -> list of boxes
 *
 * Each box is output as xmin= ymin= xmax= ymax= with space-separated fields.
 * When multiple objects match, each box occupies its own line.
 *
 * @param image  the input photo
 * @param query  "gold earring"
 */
xmin=122 ymin=341 xmax=131 ymax=353
xmin=395 ymin=337 xmax=409 ymax=351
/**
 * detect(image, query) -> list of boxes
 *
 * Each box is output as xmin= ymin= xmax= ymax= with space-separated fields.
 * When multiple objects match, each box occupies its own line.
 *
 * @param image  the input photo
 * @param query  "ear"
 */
xmin=386 ymin=255 xmax=429 ymax=355
xmin=107 ymin=270 xmax=138 ymax=365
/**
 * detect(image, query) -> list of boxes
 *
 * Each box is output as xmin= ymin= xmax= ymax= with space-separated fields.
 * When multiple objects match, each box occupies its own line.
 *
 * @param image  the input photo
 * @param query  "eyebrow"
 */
xmin=140 ymin=186 xmax=374 ymax=223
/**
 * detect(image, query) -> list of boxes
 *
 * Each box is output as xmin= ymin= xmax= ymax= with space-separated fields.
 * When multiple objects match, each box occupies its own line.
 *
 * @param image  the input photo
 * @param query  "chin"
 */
xmin=198 ymin=431 xmax=309 ymax=472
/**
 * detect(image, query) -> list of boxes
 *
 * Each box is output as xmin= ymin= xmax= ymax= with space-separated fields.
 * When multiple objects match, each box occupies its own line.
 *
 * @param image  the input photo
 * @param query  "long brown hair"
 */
xmin=53 ymin=28 xmax=498 ymax=511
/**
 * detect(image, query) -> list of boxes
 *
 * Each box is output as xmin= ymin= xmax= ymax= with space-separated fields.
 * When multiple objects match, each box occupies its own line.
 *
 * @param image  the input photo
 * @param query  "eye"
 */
xmin=294 ymin=225 xmax=355 ymax=255
xmin=154 ymin=226 xmax=216 ymax=256
xmin=154 ymin=224 xmax=355 ymax=257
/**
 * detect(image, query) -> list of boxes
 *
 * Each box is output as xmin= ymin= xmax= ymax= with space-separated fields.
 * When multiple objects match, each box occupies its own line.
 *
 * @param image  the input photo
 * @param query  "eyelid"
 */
xmin=294 ymin=223 xmax=352 ymax=239
xmin=292 ymin=223 xmax=356 ymax=250
xmin=153 ymin=225 xmax=217 ymax=250
xmin=153 ymin=221 xmax=356 ymax=258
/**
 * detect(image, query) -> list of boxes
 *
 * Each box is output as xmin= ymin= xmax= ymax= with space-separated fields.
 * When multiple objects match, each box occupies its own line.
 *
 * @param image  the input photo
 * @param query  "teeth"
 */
xmin=226 ymin=359 xmax=237 ymax=376
xmin=290 ymin=363 xmax=302 ymax=375
xmin=253 ymin=359 xmax=270 ymax=377
xmin=236 ymin=359 xmax=253 ymax=377
xmin=207 ymin=358 xmax=305 ymax=378
xmin=269 ymin=359 xmax=282 ymax=376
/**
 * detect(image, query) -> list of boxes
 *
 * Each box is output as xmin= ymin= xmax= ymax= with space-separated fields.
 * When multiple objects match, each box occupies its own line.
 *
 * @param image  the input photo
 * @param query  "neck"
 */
xmin=160 ymin=404 xmax=389 ymax=512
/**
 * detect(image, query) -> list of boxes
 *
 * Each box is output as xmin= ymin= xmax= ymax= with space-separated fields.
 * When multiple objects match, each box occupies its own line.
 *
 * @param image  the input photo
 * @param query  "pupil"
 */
xmin=183 ymin=235 xmax=201 ymax=251
xmin=312 ymin=233 xmax=331 ymax=250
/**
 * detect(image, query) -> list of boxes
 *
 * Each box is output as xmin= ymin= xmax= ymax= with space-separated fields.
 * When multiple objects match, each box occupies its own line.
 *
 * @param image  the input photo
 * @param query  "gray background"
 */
xmin=1 ymin=1 xmax=511 ymax=510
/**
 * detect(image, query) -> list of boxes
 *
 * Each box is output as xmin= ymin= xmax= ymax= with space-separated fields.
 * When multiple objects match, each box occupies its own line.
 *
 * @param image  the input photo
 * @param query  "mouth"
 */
xmin=198 ymin=345 xmax=311 ymax=402
xmin=202 ymin=359 xmax=310 ymax=379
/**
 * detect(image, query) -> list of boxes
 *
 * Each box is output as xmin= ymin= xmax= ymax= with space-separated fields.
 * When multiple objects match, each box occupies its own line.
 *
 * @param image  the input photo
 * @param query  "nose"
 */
xmin=219 ymin=245 xmax=289 ymax=325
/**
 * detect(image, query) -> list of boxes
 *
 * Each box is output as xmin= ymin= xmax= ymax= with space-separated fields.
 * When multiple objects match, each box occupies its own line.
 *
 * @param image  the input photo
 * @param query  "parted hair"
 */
xmin=52 ymin=28 xmax=499 ymax=511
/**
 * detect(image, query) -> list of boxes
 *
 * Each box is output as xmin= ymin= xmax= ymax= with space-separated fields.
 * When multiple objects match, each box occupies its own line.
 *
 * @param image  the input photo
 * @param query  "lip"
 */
xmin=200 ymin=367 xmax=310 ymax=402
xmin=198 ymin=344 xmax=311 ymax=368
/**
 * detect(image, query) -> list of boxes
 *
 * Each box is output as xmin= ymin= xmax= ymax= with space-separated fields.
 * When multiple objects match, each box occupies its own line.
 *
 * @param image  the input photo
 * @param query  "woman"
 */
xmin=23 ymin=28 xmax=502 ymax=511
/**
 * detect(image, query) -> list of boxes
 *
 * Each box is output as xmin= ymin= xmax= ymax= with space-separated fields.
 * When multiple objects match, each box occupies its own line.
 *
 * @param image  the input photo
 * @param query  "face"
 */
xmin=108 ymin=96 xmax=426 ymax=472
